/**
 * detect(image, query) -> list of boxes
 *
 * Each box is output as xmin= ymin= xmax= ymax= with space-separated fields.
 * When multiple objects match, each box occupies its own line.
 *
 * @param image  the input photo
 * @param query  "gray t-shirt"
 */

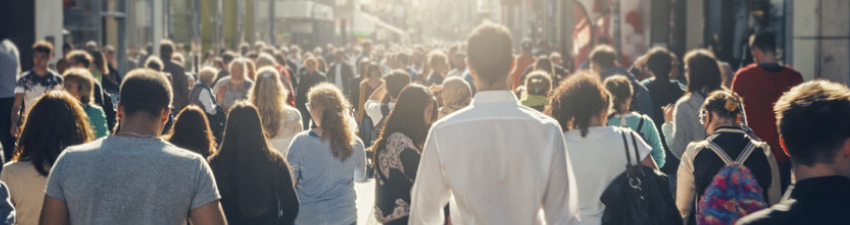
xmin=45 ymin=136 xmax=220 ymax=225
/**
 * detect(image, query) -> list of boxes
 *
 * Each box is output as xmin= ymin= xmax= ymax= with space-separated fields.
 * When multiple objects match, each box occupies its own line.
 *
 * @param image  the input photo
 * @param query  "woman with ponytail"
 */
xmin=286 ymin=83 xmax=367 ymax=225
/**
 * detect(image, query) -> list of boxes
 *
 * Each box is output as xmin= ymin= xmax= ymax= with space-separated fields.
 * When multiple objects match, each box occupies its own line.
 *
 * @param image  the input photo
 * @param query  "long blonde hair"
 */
xmin=248 ymin=67 xmax=288 ymax=138
xmin=308 ymin=83 xmax=355 ymax=161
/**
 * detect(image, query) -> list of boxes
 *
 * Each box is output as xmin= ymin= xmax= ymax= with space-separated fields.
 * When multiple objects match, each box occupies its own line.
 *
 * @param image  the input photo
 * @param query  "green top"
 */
xmin=520 ymin=94 xmax=550 ymax=107
xmin=607 ymin=112 xmax=666 ymax=167
xmin=83 ymin=104 xmax=110 ymax=138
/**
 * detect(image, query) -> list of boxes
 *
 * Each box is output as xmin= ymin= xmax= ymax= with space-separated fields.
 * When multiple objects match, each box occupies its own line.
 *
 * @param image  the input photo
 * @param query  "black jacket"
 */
xmin=737 ymin=176 xmax=850 ymax=225
xmin=327 ymin=62 xmax=355 ymax=98
xmin=163 ymin=59 xmax=190 ymax=111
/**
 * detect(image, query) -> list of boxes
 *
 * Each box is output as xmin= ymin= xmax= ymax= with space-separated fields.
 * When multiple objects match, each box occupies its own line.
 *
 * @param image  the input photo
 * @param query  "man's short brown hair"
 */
xmin=63 ymin=68 xmax=95 ymax=104
xmin=466 ymin=22 xmax=513 ymax=85
xmin=120 ymin=68 xmax=173 ymax=119
xmin=775 ymin=80 xmax=850 ymax=166
xmin=32 ymin=41 xmax=54 ymax=55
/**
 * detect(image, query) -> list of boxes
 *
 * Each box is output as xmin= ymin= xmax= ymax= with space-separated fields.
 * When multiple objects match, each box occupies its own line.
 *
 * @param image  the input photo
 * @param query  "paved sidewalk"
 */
xmin=355 ymin=179 xmax=379 ymax=225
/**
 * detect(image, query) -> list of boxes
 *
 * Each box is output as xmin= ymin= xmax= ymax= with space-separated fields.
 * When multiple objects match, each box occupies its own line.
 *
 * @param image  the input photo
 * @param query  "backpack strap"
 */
xmin=734 ymin=142 xmax=757 ymax=164
xmin=636 ymin=116 xmax=645 ymax=133
xmin=621 ymin=130 xmax=633 ymax=165
xmin=630 ymin=131 xmax=641 ymax=166
xmin=705 ymin=141 xmax=735 ymax=165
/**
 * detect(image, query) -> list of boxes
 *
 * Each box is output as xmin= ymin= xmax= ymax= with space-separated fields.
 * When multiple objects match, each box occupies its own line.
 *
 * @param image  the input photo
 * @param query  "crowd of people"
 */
xmin=0 ymin=21 xmax=846 ymax=225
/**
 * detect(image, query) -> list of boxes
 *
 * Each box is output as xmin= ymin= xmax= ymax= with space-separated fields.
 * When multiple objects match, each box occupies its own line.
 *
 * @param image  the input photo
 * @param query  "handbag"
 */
xmin=600 ymin=129 xmax=682 ymax=225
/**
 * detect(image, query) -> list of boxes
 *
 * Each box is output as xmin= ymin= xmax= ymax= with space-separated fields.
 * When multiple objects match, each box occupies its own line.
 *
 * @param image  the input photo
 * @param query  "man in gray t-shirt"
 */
xmin=40 ymin=68 xmax=226 ymax=225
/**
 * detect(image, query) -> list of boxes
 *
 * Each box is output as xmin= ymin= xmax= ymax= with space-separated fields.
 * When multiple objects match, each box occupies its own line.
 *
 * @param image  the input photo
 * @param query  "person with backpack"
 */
xmin=547 ymin=72 xmax=671 ymax=225
xmin=362 ymin=70 xmax=410 ymax=146
xmin=189 ymin=67 xmax=225 ymax=142
xmin=605 ymin=75 xmax=666 ymax=168
xmin=676 ymin=90 xmax=780 ymax=225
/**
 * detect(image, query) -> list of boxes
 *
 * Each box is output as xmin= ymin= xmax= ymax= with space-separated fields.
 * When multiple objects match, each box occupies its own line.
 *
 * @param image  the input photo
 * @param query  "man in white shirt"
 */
xmin=328 ymin=50 xmax=354 ymax=98
xmin=409 ymin=22 xmax=579 ymax=225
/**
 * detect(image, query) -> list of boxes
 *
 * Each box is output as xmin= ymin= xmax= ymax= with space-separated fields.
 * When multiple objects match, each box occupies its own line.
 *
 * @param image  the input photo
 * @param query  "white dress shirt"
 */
xmin=334 ymin=63 xmax=344 ymax=89
xmin=364 ymin=99 xmax=394 ymax=124
xmin=410 ymin=90 xmax=579 ymax=225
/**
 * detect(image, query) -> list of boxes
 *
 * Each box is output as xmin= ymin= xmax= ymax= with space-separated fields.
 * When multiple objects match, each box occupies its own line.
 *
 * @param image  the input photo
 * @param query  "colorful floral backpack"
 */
xmin=697 ymin=142 xmax=768 ymax=225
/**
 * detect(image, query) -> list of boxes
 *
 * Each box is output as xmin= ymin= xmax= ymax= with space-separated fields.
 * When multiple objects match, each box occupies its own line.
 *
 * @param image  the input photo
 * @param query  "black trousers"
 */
xmin=0 ymin=97 xmax=14 ymax=164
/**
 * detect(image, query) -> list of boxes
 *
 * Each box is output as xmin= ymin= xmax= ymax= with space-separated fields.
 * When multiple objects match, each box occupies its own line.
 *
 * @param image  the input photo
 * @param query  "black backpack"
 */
xmin=600 ymin=130 xmax=682 ymax=225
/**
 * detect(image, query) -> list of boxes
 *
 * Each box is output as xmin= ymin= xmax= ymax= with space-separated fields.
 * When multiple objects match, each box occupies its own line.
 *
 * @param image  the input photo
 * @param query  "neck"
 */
xmin=758 ymin=54 xmax=777 ymax=64
xmin=794 ymin=163 xmax=848 ymax=182
xmin=117 ymin=116 xmax=162 ymax=138
xmin=476 ymin=80 xmax=511 ymax=92
xmin=33 ymin=67 xmax=48 ymax=75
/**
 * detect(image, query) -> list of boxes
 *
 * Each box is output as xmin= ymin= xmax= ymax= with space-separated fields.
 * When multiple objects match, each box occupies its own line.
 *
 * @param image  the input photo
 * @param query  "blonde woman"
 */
xmin=438 ymin=77 xmax=472 ymax=119
xmin=287 ymin=83 xmax=366 ymax=225
xmin=249 ymin=66 xmax=304 ymax=156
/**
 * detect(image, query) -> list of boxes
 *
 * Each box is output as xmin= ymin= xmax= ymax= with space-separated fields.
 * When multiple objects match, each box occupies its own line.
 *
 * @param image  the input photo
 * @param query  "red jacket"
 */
xmin=731 ymin=63 xmax=803 ymax=163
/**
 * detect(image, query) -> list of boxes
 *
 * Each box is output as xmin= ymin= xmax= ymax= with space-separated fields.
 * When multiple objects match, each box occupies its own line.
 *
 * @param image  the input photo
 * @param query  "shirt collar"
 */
xmin=713 ymin=126 xmax=746 ymax=134
xmin=789 ymin=176 xmax=850 ymax=200
xmin=472 ymin=90 xmax=519 ymax=105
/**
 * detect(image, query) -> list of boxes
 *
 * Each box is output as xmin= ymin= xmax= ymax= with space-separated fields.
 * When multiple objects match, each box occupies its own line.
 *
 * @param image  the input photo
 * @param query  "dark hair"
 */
xmin=775 ymin=80 xmax=850 ymax=167
xmin=366 ymin=63 xmax=382 ymax=80
xmin=590 ymin=45 xmax=616 ymax=70
xmin=646 ymin=47 xmax=674 ymax=81
xmin=62 ymin=43 xmax=74 ymax=51
xmin=525 ymin=71 xmax=552 ymax=96
xmin=166 ymin=106 xmax=217 ymax=158
xmin=160 ymin=39 xmax=175 ymax=59
xmin=361 ymin=40 xmax=373 ymax=49
xmin=700 ymin=89 xmax=743 ymax=120
xmin=145 ymin=56 xmax=164 ymax=71
xmin=222 ymin=51 xmax=237 ymax=65
xmin=308 ymin=84 xmax=355 ymax=161
xmin=209 ymin=102 xmax=290 ymax=217
xmin=750 ymin=30 xmax=777 ymax=54
xmin=32 ymin=40 xmax=53 ymax=55
xmin=67 ymin=50 xmax=93 ymax=68
xmin=521 ymin=39 xmax=533 ymax=52
xmin=532 ymin=56 xmax=556 ymax=79
xmin=386 ymin=70 xmax=412 ymax=99
xmin=603 ymin=75 xmax=633 ymax=113
xmin=684 ymin=49 xmax=722 ymax=96
xmin=14 ymin=91 xmax=93 ymax=176
xmin=546 ymin=72 xmax=609 ymax=137
xmin=396 ymin=52 xmax=409 ymax=65
xmin=239 ymin=42 xmax=250 ymax=56
xmin=119 ymin=69 xmax=172 ymax=119
xmin=373 ymin=85 xmax=436 ymax=163
xmin=467 ymin=23 xmax=514 ymax=85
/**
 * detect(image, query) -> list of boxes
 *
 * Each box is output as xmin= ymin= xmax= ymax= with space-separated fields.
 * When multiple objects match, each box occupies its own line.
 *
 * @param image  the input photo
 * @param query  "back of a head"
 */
xmin=67 ymin=50 xmax=93 ymax=68
xmin=775 ymin=80 xmax=850 ymax=167
xmin=239 ymin=42 xmax=250 ymax=56
xmin=212 ymin=101 xmax=282 ymax=217
xmin=533 ymin=56 xmax=554 ymax=75
xmin=16 ymin=91 xmax=92 ymax=176
xmin=160 ymin=40 xmax=175 ymax=59
xmin=167 ymin=105 xmax=216 ymax=158
xmin=198 ymin=67 xmax=217 ymax=86
xmin=386 ymin=70 xmax=412 ymax=99
xmin=222 ymin=51 xmax=237 ymax=65
xmin=120 ymin=69 xmax=173 ymax=120
xmin=590 ymin=45 xmax=617 ymax=70
xmin=442 ymin=76 xmax=472 ymax=107
xmin=467 ymin=23 xmax=514 ymax=85
xmin=603 ymin=75 xmax=633 ymax=112
xmin=546 ymin=71 xmax=609 ymax=137
xmin=255 ymin=53 xmax=277 ymax=68
xmin=749 ymin=30 xmax=777 ymax=54
xmin=684 ymin=49 xmax=722 ymax=95
xmin=521 ymin=39 xmax=533 ymax=53
xmin=62 ymin=68 xmax=95 ymax=104
xmin=145 ymin=56 xmax=164 ymax=71
xmin=396 ymin=52 xmax=409 ymax=65
xmin=84 ymin=41 xmax=98 ymax=52
xmin=526 ymin=71 xmax=553 ymax=97
xmin=308 ymin=83 xmax=354 ymax=161
xmin=646 ymin=47 xmax=674 ymax=81
xmin=377 ymin=84 xmax=436 ymax=151
xmin=700 ymin=89 xmax=743 ymax=120
xmin=250 ymin=67 xmax=286 ymax=138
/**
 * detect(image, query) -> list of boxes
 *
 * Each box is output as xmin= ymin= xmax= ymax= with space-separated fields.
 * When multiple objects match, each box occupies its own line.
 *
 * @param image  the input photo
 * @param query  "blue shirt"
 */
xmin=607 ymin=112 xmax=666 ymax=168
xmin=287 ymin=131 xmax=367 ymax=225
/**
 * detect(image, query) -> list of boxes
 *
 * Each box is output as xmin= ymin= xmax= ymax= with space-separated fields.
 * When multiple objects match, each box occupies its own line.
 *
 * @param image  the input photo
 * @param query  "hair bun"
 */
xmin=724 ymin=98 xmax=738 ymax=112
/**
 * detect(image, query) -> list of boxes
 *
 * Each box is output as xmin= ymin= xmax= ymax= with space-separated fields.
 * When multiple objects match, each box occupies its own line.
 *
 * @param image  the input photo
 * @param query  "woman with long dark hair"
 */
xmin=165 ymin=105 xmax=217 ymax=158
xmin=372 ymin=85 xmax=437 ymax=224
xmin=661 ymin=49 xmax=724 ymax=159
xmin=287 ymin=83 xmax=366 ymax=225
xmin=208 ymin=102 xmax=299 ymax=224
xmin=0 ymin=91 xmax=93 ymax=225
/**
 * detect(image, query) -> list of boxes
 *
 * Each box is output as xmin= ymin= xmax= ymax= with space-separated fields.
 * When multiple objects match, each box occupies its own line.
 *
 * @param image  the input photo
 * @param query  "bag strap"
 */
xmin=621 ymin=130 xmax=633 ymax=165
xmin=636 ymin=116 xmax=645 ymax=133
xmin=630 ymin=132 xmax=641 ymax=166
xmin=706 ymin=141 xmax=734 ymax=165
xmin=735 ymin=142 xmax=757 ymax=164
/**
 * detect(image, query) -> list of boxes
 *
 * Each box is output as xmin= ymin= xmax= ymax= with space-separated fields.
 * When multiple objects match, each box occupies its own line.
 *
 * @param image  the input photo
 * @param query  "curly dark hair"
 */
xmin=545 ymin=71 xmax=609 ymax=137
